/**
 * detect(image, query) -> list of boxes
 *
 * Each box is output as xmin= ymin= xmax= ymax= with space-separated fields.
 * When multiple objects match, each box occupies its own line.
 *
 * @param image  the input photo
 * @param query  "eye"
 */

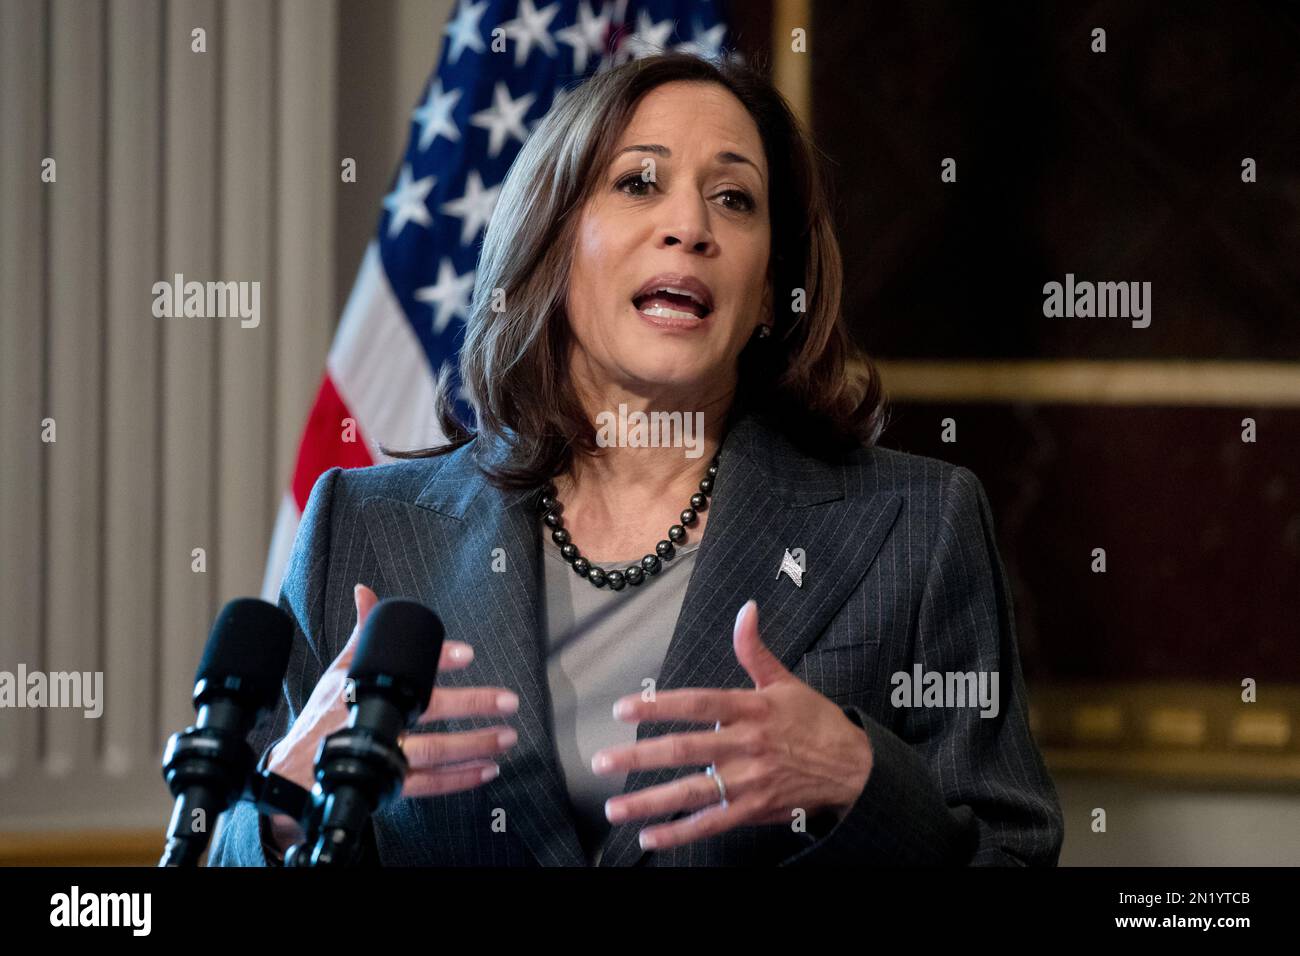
xmin=615 ymin=171 xmax=655 ymax=198
xmin=716 ymin=189 xmax=756 ymax=213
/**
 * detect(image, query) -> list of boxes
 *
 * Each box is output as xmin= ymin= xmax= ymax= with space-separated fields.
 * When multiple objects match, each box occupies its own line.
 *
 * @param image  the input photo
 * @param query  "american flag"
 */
xmin=261 ymin=0 xmax=733 ymax=600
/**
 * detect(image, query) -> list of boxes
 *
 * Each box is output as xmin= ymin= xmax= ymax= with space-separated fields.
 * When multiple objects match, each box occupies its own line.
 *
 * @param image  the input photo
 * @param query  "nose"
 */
xmin=654 ymin=194 xmax=716 ymax=255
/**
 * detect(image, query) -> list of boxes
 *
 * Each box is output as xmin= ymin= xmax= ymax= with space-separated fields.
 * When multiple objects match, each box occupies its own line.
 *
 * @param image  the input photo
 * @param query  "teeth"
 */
xmin=640 ymin=303 xmax=701 ymax=320
xmin=639 ymin=285 xmax=706 ymax=308
xmin=657 ymin=285 xmax=703 ymax=305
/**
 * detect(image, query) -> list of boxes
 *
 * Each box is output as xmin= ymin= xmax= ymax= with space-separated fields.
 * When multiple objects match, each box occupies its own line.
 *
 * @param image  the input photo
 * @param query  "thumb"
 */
xmin=354 ymin=582 xmax=379 ymax=625
xmin=732 ymin=599 xmax=788 ymax=690
xmin=340 ymin=583 xmax=379 ymax=661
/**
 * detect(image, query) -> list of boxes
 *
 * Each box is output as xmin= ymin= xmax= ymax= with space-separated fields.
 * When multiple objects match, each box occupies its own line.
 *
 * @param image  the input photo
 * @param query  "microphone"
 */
xmin=159 ymin=598 xmax=294 ymax=867
xmin=287 ymin=598 xmax=443 ymax=867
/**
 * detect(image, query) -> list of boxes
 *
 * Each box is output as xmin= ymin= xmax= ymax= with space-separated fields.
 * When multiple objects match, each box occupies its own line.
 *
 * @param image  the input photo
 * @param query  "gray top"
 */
xmin=540 ymin=533 xmax=700 ymax=865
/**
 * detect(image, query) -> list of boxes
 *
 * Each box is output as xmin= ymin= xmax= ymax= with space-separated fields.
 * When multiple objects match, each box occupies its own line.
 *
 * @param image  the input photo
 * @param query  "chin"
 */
xmin=618 ymin=360 xmax=714 ymax=394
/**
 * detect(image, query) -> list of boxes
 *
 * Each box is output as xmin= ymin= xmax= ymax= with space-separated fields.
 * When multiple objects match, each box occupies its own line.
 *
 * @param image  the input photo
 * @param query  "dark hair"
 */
xmin=383 ymin=51 xmax=888 ymax=486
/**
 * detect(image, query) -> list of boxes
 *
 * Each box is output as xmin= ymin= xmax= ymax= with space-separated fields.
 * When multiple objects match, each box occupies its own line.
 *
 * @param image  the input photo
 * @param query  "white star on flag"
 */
xmin=412 ymin=79 xmax=461 ymax=151
xmin=621 ymin=9 xmax=675 ymax=61
xmin=500 ymin=0 xmax=560 ymax=67
xmin=674 ymin=21 xmax=727 ymax=63
xmin=440 ymin=170 xmax=501 ymax=246
xmin=556 ymin=0 xmax=612 ymax=74
xmin=470 ymin=81 xmax=537 ymax=158
xmin=443 ymin=0 xmax=488 ymax=64
xmin=382 ymin=163 xmax=435 ymax=238
xmin=415 ymin=259 xmax=476 ymax=336
xmin=776 ymin=548 xmax=804 ymax=587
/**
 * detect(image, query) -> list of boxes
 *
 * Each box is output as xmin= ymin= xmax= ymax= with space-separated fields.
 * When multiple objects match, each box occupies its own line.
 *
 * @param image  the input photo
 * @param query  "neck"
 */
xmin=554 ymin=381 xmax=737 ymax=519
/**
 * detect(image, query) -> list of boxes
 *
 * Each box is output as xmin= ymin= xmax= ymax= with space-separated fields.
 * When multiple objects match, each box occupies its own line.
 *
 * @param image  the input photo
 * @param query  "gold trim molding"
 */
xmin=877 ymin=360 xmax=1300 ymax=406
xmin=0 ymin=830 xmax=162 ymax=867
xmin=772 ymin=0 xmax=811 ymax=127
xmin=1031 ymin=682 xmax=1300 ymax=786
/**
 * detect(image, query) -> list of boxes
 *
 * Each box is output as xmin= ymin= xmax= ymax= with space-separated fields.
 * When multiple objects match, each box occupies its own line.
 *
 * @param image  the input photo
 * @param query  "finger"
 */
xmin=612 ymin=688 xmax=762 ymax=726
xmin=439 ymin=641 xmax=474 ymax=671
xmin=418 ymin=686 xmax=520 ymax=722
xmin=638 ymin=791 xmax=765 ymax=852
xmin=335 ymin=583 xmax=380 ymax=669
xmin=399 ymin=760 xmax=500 ymax=799
xmin=592 ymin=727 xmax=752 ymax=776
xmin=604 ymin=768 xmax=733 ymax=825
xmin=355 ymin=581 xmax=379 ymax=622
xmin=732 ymin=599 xmax=788 ymax=690
xmin=401 ymin=726 xmax=517 ymax=770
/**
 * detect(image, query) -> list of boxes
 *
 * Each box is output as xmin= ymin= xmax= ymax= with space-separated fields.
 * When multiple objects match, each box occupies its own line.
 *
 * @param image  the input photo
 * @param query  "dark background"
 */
xmin=730 ymin=0 xmax=1300 ymax=685
xmin=812 ymin=0 xmax=1300 ymax=361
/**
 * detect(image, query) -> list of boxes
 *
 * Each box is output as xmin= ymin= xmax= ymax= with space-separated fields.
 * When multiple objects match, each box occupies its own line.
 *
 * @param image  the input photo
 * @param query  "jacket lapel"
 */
xmin=597 ymin=413 xmax=902 ymax=866
xmin=360 ymin=434 xmax=588 ymax=868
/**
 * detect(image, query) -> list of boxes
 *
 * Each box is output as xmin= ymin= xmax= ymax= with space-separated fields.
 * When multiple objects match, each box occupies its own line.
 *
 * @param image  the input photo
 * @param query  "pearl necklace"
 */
xmin=539 ymin=454 xmax=719 ymax=590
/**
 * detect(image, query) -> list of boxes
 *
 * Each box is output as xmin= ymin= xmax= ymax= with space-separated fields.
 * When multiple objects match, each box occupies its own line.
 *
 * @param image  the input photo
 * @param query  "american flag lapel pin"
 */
xmin=776 ymin=548 xmax=804 ymax=588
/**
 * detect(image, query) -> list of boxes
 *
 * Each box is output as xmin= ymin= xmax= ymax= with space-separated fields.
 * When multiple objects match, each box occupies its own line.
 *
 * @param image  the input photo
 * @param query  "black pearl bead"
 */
xmin=540 ymin=455 xmax=719 ymax=594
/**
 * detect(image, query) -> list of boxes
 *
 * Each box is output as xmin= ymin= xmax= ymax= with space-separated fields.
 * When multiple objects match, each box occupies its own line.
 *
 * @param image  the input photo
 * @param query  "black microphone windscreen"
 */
xmin=349 ymin=599 xmax=443 ymax=711
xmin=195 ymin=598 xmax=295 ymax=709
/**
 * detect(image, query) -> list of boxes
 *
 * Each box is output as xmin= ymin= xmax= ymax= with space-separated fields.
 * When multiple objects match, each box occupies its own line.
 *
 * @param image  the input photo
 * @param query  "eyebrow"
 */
xmin=615 ymin=144 xmax=764 ymax=184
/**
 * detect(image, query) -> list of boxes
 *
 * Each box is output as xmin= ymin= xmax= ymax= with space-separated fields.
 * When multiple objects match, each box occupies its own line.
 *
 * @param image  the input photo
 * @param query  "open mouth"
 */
xmin=631 ymin=286 xmax=713 ymax=321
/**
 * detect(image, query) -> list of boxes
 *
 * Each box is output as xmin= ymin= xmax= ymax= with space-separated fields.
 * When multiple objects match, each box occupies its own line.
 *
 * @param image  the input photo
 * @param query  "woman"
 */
xmin=209 ymin=52 xmax=1063 ymax=867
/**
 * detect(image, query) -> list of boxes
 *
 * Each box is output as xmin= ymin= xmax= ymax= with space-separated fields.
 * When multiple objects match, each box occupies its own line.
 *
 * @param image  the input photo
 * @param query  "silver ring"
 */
xmin=707 ymin=721 xmax=727 ymax=806
xmin=706 ymin=764 xmax=728 ymax=808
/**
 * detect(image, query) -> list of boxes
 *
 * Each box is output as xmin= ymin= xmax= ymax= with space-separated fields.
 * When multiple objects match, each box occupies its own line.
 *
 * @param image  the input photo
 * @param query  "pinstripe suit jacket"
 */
xmin=208 ymin=408 xmax=1064 ymax=867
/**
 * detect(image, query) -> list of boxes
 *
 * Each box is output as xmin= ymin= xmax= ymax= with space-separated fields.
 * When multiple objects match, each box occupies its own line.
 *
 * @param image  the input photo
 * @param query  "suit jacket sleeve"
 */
xmin=782 ymin=466 xmax=1064 ymax=866
xmin=206 ymin=467 xmax=344 ymax=867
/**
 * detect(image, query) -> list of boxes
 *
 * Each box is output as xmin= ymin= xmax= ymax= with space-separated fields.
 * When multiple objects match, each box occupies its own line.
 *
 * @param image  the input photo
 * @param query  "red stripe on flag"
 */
xmin=291 ymin=372 xmax=376 ymax=510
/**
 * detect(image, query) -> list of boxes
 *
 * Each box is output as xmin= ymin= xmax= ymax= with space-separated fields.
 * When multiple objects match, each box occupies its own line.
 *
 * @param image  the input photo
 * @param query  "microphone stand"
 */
xmin=284 ymin=715 xmax=408 ymax=867
xmin=159 ymin=701 xmax=256 ymax=867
